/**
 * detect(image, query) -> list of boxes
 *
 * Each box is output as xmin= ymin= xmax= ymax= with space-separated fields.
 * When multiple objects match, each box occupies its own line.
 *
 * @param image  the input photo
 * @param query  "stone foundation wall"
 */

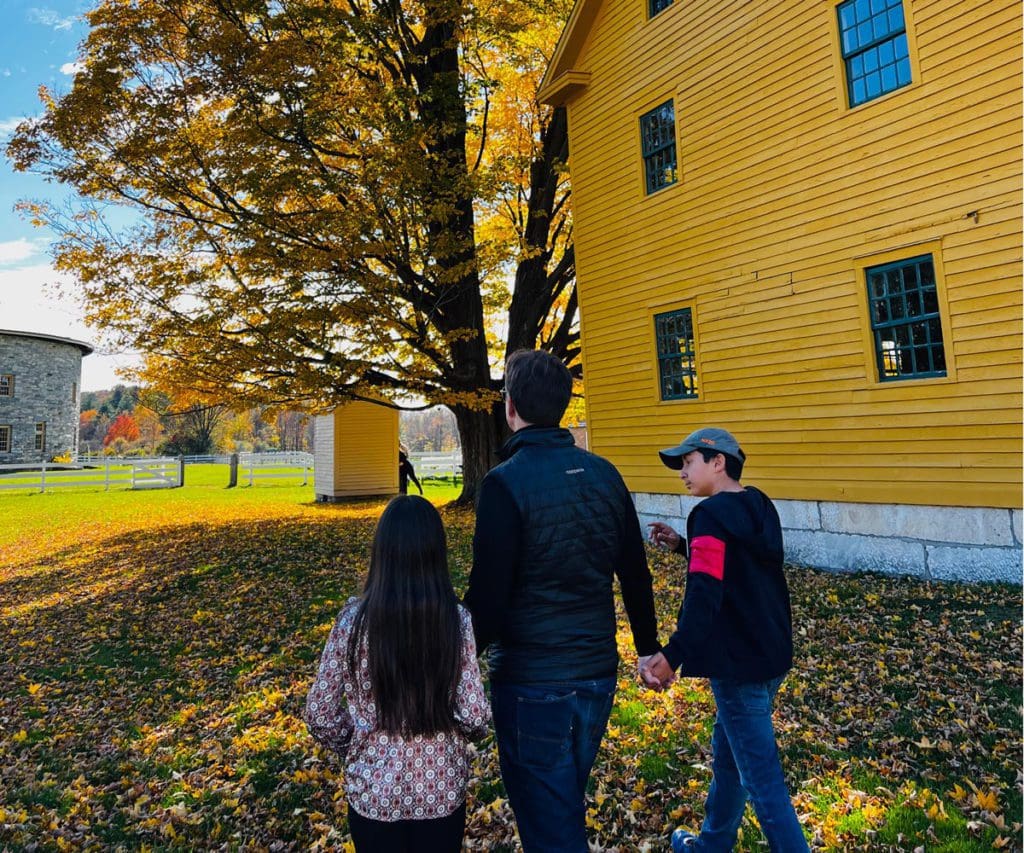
xmin=634 ymin=492 xmax=1023 ymax=584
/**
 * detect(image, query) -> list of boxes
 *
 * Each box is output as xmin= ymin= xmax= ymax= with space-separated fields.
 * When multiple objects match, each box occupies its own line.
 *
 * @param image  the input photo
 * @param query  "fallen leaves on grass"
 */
xmin=0 ymin=497 xmax=1020 ymax=851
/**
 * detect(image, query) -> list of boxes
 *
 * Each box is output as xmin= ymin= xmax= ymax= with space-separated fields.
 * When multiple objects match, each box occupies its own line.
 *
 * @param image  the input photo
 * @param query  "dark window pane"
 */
xmin=655 ymin=307 xmax=698 ymax=399
xmin=866 ymin=254 xmax=946 ymax=380
xmin=914 ymin=346 xmax=934 ymax=372
xmin=641 ymin=101 xmax=677 ymax=194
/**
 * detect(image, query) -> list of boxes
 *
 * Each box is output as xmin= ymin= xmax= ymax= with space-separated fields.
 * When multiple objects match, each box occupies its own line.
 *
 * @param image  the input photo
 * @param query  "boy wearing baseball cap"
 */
xmin=643 ymin=428 xmax=807 ymax=852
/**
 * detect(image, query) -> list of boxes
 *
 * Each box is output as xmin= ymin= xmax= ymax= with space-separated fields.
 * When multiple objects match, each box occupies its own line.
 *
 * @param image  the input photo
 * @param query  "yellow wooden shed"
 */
xmin=540 ymin=0 xmax=1022 ymax=580
xmin=313 ymin=401 xmax=399 ymax=501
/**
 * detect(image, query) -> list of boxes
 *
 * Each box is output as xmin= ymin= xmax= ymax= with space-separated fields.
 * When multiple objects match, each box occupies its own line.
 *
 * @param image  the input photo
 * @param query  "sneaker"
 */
xmin=671 ymin=828 xmax=698 ymax=851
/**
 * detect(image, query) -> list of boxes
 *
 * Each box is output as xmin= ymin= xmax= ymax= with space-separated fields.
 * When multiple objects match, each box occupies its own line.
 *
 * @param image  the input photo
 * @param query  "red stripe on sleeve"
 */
xmin=688 ymin=535 xmax=725 ymax=581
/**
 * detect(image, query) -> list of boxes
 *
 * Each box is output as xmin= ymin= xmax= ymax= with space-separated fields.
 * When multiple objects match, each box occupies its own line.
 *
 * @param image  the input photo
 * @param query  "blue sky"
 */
xmin=0 ymin=0 xmax=138 ymax=389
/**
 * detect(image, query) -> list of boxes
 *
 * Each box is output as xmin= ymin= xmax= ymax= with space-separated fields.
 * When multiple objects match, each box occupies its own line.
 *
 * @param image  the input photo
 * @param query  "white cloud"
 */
xmin=0 ymin=238 xmax=42 ymax=265
xmin=26 ymin=8 xmax=76 ymax=30
xmin=60 ymin=61 xmax=84 ymax=76
xmin=0 ymin=116 xmax=29 ymax=135
xmin=0 ymin=262 xmax=142 ymax=390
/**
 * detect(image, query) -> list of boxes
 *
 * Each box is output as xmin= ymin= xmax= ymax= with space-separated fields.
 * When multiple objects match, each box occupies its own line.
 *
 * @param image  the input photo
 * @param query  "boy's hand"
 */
xmin=647 ymin=521 xmax=681 ymax=551
xmin=637 ymin=654 xmax=663 ymax=690
xmin=640 ymin=652 xmax=676 ymax=690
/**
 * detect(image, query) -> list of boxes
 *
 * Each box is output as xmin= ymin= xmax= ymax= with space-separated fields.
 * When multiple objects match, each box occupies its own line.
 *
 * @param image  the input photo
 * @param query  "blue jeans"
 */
xmin=490 ymin=677 xmax=616 ymax=852
xmin=693 ymin=676 xmax=808 ymax=852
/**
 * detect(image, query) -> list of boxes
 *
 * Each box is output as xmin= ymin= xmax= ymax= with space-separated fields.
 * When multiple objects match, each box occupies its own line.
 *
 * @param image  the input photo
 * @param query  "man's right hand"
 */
xmin=640 ymin=652 xmax=676 ymax=690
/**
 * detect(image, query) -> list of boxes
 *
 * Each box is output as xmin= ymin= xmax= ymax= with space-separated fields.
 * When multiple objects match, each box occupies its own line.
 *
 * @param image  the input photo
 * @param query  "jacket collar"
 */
xmin=498 ymin=425 xmax=576 ymax=461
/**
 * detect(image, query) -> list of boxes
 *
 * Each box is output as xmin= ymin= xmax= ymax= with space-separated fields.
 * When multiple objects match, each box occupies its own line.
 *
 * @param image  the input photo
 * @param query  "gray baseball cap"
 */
xmin=658 ymin=427 xmax=746 ymax=470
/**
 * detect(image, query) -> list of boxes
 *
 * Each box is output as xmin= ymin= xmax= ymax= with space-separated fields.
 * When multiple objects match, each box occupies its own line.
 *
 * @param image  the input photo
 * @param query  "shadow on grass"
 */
xmin=1 ymin=510 xmax=386 ymax=849
xmin=0 ymin=509 xmax=1020 ymax=851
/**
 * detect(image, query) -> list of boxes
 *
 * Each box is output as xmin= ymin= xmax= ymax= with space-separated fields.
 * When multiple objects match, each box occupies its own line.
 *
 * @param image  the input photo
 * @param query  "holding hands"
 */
xmin=640 ymin=522 xmax=683 ymax=691
xmin=638 ymin=652 xmax=676 ymax=692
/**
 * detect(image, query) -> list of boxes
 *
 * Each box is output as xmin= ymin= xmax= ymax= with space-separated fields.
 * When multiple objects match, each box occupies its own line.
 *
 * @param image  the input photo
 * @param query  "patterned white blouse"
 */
xmin=305 ymin=599 xmax=491 ymax=821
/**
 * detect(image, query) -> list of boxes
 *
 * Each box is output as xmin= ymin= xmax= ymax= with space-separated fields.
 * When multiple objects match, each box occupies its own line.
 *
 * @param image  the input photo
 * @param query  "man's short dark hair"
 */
xmin=504 ymin=349 xmax=572 ymax=427
xmin=695 ymin=447 xmax=744 ymax=481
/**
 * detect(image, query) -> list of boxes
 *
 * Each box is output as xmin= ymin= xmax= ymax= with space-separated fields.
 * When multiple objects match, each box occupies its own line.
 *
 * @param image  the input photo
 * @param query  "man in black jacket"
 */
xmin=644 ymin=428 xmax=808 ymax=852
xmin=464 ymin=349 xmax=661 ymax=853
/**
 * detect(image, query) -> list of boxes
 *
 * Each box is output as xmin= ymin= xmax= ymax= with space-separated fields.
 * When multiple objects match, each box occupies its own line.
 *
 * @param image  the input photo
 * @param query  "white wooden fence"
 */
xmin=0 ymin=457 xmax=183 ymax=493
xmin=1 ymin=450 xmax=454 ymax=495
xmin=408 ymin=451 xmax=462 ymax=480
xmin=238 ymin=451 xmax=314 ymax=486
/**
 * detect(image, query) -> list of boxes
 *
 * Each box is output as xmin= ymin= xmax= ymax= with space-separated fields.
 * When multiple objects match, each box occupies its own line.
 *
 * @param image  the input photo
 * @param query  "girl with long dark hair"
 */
xmin=305 ymin=495 xmax=490 ymax=852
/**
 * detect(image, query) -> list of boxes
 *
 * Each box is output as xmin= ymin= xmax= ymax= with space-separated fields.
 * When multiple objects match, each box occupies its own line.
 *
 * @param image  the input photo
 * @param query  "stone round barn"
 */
xmin=0 ymin=329 xmax=93 ymax=464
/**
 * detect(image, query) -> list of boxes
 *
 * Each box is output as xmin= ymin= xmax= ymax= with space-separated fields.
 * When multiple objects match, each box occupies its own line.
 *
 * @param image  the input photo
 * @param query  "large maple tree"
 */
xmin=8 ymin=0 xmax=577 ymax=501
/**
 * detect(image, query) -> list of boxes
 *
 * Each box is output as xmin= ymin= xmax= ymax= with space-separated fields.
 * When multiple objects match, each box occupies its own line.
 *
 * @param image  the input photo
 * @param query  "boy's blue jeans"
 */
xmin=490 ymin=677 xmax=616 ymax=852
xmin=692 ymin=675 xmax=808 ymax=852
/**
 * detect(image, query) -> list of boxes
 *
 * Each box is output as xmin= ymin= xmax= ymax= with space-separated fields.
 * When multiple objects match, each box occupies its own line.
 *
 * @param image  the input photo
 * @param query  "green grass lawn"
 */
xmin=0 ymin=477 xmax=1019 ymax=851
xmin=0 ymin=462 xmax=462 ymax=549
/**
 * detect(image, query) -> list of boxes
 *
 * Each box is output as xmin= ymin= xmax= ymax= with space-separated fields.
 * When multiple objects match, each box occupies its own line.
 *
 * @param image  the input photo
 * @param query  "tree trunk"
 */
xmin=452 ymin=403 xmax=509 ymax=505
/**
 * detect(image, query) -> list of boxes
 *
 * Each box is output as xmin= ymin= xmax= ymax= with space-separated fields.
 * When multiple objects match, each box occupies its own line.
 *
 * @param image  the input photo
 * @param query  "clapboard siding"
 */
xmin=556 ymin=0 xmax=1021 ymax=509
xmin=314 ymin=402 xmax=398 ymax=498
xmin=313 ymin=414 xmax=336 ymax=496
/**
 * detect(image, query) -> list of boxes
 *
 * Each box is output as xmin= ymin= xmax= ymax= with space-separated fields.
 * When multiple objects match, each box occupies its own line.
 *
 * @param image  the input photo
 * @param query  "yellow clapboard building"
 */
xmin=314 ymin=401 xmax=399 ymax=500
xmin=540 ymin=0 xmax=1022 ymax=580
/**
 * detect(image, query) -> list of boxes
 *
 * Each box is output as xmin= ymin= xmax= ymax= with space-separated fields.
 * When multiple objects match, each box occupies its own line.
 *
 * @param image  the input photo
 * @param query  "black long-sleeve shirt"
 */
xmin=660 ymin=487 xmax=793 ymax=681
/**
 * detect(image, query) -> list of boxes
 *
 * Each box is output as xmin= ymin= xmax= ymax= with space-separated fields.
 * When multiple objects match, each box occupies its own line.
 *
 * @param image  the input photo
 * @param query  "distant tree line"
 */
xmin=399 ymin=408 xmax=460 ymax=454
xmin=79 ymin=385 xmax=313 ymax=456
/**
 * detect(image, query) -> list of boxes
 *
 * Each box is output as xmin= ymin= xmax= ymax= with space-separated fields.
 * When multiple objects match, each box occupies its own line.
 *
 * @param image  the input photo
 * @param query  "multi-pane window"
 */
xmin=0 ymin=374 xmax=13 ymax=397
xmin=650 ymin=0 xmax=673 ymax=16
xmin=640 ymin=101 xmax=677 ymax=195
xmin=35 ymin=422 xmax=46 ymax=452
xmin=866 ymin=255 xmax=946 ymax=381
xmin=837 ymin=0 xmax=911 ymax=107
xmin=655 ymin=307 xmax=699 ymax=399
xmin=0 ymin=426 xmax=10 ymax=453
